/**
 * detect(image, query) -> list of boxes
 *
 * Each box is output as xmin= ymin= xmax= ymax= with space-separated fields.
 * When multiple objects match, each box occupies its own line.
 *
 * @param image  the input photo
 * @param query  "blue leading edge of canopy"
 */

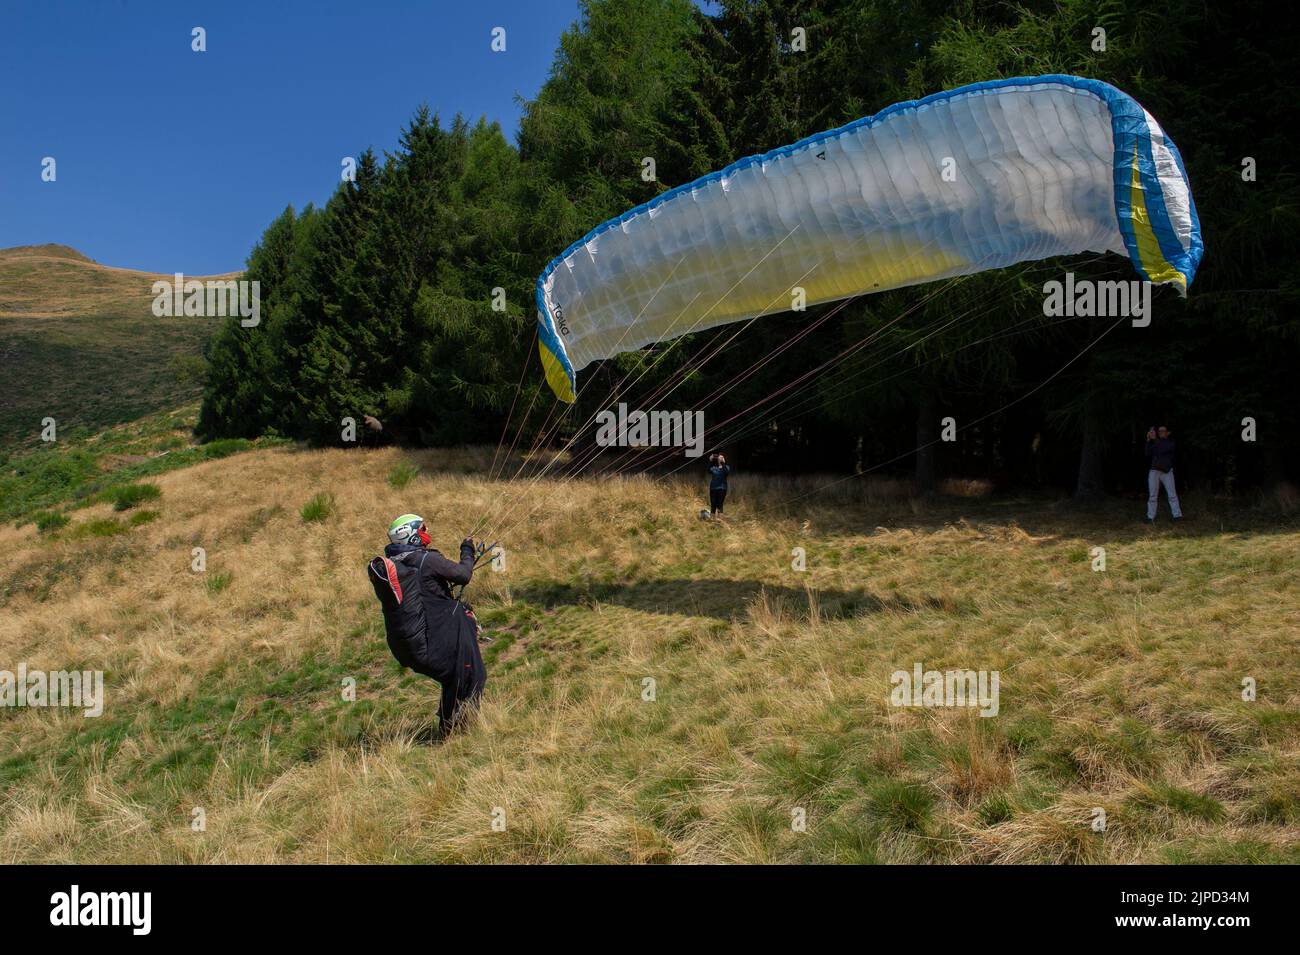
xmin=1103 ymin=87 xmax=1203 ymax=292
xmin=534 ymin=74 xmax=1204 ymax=402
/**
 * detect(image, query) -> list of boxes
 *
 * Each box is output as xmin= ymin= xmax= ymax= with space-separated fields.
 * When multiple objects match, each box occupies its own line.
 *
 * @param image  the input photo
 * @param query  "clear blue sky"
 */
xmin=0 ymin=0 xmax=582 ymax=274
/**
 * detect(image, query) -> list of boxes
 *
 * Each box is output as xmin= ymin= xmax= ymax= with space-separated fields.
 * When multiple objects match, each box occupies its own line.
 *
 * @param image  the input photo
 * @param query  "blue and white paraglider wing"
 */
xmin=535 ymin=75 xmax=1203 ymax=402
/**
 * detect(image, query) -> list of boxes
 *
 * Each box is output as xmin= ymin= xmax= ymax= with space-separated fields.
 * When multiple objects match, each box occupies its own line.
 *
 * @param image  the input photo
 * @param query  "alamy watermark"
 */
xmin=152 ymin=273 xmax=260 ymax=326
xmin=594 ymin=403 xmax=705 ymax=457
xmin=889 ymin=662 xmax=999 ymax=717
xmin=1 ymin=664 xmax=104 ymax=717
xmin=50 ymin=885 xmax=150 ymax=935
xmin=1043 ymin=272 xmax=1152 ymax=327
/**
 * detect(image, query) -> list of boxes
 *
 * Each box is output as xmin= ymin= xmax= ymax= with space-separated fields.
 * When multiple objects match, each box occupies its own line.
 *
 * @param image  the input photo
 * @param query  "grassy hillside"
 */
xmin=0 ymin=245 xmax=234 ymax=450
xmin=2 ymin=444 xmax=1297 ymax=863
xmin=0 ymin=402 xmax=275 ymax=526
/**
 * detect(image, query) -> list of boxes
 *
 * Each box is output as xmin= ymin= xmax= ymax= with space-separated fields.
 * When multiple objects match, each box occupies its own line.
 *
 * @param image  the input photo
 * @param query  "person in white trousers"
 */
xmin=1145 ymin=425 xmax=1182 ymax=522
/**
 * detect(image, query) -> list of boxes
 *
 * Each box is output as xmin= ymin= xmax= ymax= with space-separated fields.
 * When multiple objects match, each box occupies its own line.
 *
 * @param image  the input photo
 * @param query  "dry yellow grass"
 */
xmin=1 ymin=444 xmax=1298 ymax=863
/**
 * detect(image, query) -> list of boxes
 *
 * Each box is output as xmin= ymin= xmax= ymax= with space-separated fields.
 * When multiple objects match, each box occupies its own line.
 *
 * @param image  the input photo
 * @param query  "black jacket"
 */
xmin=1146 ymin=437 xmax=1176 ymax=472
xmin=376 ymin=540 xmax=475 ymax=676
xmin=384 ymin=540 xmax=475 ymax=600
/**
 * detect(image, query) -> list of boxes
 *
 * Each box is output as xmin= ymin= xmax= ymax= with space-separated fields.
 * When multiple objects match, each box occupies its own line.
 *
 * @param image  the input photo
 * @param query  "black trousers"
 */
xmin=407 ymin=604 xmax=487 ymax=738
xmin=434 ymin=626 xmax=486 ymax=736
xmin=710 ymin=488 xmax=727 ymax=514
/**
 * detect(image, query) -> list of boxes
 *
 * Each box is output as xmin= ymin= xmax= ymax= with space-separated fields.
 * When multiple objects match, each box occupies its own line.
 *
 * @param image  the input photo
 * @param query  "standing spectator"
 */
xmin=1145 ymin=425 xmax=1182 ymax=523
xmin=708 ymin=452 xmax=730 ymax=518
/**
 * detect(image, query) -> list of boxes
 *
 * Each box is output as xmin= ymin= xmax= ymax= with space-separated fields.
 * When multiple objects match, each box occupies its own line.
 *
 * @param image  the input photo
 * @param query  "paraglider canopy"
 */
xmin=534 ymin=75 xmax=1203 ymax=402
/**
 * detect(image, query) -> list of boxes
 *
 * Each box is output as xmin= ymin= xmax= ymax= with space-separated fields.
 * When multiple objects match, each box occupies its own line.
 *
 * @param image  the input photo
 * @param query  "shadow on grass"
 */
xmin=512 ymin=578 xmax=958 ymax=621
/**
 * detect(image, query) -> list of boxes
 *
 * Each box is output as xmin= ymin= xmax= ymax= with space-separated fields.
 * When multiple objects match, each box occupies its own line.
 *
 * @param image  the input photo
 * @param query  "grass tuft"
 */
xmin=103 ymin=482 xmax=161 ymax=511
xmin=300 ymin=492 xmax=335 ymax=523
xmin=1126 ymin=782 xmax=1226 ymax=823
xmin=869 ymin=780 xmax=936 ymax=834
xmin=205 ymin=571 xmax=234 ymax=594
xmin=71 ymin=517 xmax=129 ymax=538
xmin=34 ymin=511 xmax=69 ymax=533
xmin=387 ymin=462 xmax=419 ymax=489
xmin=201 ymin=438 xmax=252 ymax=460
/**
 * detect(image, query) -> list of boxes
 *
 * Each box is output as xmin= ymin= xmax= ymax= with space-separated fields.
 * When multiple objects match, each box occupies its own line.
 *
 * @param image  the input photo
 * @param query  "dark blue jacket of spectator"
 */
xmin=1146 ymin=437 xmax=1176 ymax=472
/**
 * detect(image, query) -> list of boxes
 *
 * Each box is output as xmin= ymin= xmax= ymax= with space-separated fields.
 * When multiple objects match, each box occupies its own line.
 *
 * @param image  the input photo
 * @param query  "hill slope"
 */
xmin=0 ymin=243 xmax=94 ymax=264
xmin=0 ymin=245 xmax=237 ymax=450
xmin=2 ymin=446 xmax=1297 ymax=863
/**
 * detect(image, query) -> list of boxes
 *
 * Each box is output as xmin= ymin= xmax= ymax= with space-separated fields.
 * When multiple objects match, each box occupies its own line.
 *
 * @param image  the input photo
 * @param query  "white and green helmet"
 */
xmin=387 ymin=513 xmax=428 ymax=546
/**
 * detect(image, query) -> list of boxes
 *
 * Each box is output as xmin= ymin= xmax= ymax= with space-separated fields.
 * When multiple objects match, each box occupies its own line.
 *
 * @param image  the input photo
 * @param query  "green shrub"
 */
xmin=34 ymin=511 xmax=70 ymax=533
xmin=103 ymin=483 xmax=162 ymax=511
xmin=129 ymin=509 xmax=161 ymax=527
xmin=201 ymin=438 xmax=252 ymax=460
xmin=0 ymin=449 xmax=100 ymax=520
xmin=301 ymin=492 xmax=335 ymax=523
xmin=169 ymin=353 xmax=208 ymax=387
xmin=387 ymin=462 xmax=419 ymax=489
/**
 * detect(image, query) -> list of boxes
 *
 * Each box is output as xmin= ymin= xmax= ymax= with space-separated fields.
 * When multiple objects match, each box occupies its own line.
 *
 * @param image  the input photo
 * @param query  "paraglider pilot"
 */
xmin=367 ymin=515 xmax=487 ymax=738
